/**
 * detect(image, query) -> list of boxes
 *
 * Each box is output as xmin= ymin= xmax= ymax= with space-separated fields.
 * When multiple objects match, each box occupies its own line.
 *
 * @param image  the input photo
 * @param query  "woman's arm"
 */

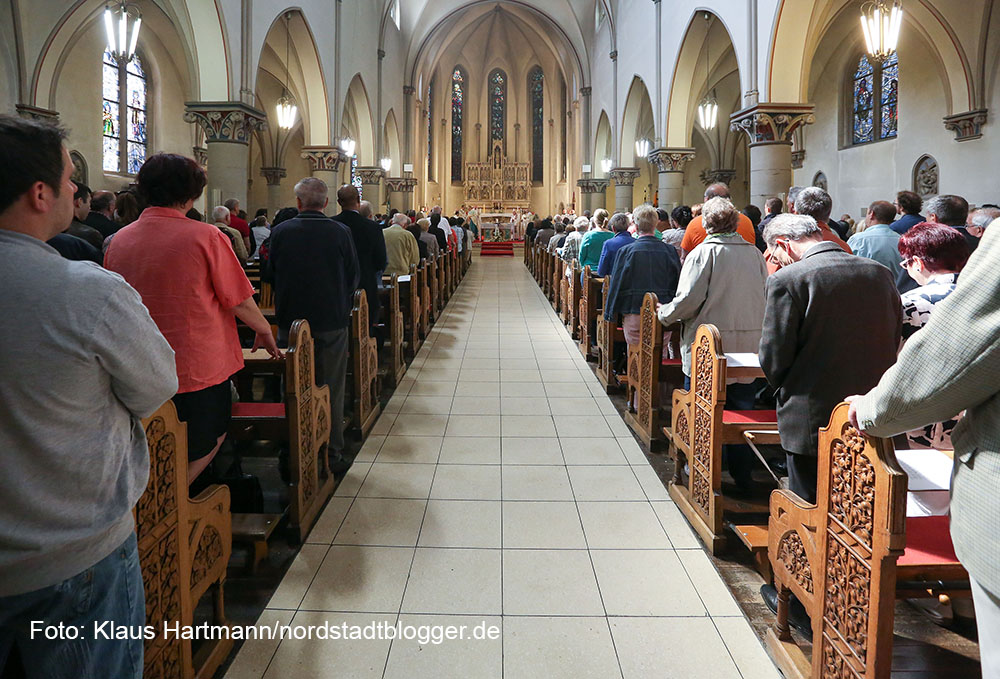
xmin=232 ymin=296 xmax=283 ymax=359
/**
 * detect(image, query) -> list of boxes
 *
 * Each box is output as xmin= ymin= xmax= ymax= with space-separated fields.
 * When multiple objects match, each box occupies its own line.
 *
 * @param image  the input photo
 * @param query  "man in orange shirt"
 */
xmin=763 ymin=186 xmax=851 ymax=274
xmin=680 ymin=183 xmax=757 ymax=254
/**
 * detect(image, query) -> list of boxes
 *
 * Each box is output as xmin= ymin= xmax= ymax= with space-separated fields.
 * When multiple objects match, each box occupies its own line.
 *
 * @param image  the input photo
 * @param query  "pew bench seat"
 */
xmin=232 ymin=512 xmax=284 ymax=574
xmin=722 ymin=409 xmax=777 ymax=425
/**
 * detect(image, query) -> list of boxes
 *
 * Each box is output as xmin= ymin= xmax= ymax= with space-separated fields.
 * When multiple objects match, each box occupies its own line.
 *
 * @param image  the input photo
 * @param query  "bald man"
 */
xmin=680 ymin=183 xmax=757 ymax=254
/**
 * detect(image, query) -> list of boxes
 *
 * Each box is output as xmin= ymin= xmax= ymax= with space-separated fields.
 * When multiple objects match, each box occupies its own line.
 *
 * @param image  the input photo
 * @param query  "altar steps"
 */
xmin=479 ymin=242 xmax=515 ymax=257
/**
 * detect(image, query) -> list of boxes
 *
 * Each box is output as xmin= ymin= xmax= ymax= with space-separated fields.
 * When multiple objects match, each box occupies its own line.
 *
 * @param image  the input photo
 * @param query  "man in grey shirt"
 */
xmin=0 ymin=116 xmax=177 ymax=678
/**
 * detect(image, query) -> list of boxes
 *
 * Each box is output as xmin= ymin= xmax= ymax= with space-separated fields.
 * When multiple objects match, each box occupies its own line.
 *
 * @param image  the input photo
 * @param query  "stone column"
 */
xmin=730 ymin=104 xmax=815 ymax=208
xmin=260 ymin=166 xmax=286 ymax=216
xmin=356 ymin=167 xmax=385 ymax=209
xmin=301 ymin=146 xmax=346 ymax=190
xmin=577 ymin=178 xmax=609 ymax=213
xmin=580 ymin=87 xmax=592 ymax=168
xmin=386 ymin=177 xmax=418 ymax=212
xmin=184 ymin=102 xmax=267 ymax=207
xmin=649 ymin=148 xmax=695 ymax=210
xmin=609 ymin=168 xmax=640 ymax=213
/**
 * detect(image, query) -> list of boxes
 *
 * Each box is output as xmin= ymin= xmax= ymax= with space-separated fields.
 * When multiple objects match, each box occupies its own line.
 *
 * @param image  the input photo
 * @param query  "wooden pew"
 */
xmin=666 ymin=324 xmax=778 ymax=553
xmin=426 ymin=254 xmax=440 ymax=322
xmin=765 ymin=403 xmax=969 ymax=679
xmin=400 ymin=264 xmax=423 ymax=356
xmin=578 ymin=266 xmax=603 ymax=361
xmin=566 ymin=261 xmax=581 ymax=338
xmin=622 ymin=293 xmax=685 ymax=446
xmin=552 ymin=257 xmax=565 ymax=312
xmin=140 ymin=401 xmax=232 ymax=679
xmin=439 ymin=251 xmax=450 ymax=305
xmin=230 ymin=320 xmax=336 ymax=548
xmin=351 ymin=289 xmax=381 ymax=436
xmin=419 ymin=260 xmax=432 ymax=336
xmin=596 ymin=274 xmax=626 ymax=393
xmin=378 ymin=273 xmax=406 ymax=387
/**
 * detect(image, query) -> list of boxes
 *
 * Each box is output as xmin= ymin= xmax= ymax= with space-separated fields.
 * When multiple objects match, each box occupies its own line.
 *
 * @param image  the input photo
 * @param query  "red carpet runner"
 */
xmin=479 ymin=242 xmax=515 ymax=257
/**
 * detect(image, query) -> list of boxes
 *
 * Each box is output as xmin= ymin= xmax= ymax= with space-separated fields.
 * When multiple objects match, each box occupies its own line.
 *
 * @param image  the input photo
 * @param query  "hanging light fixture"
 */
xmin=276 ymin=13 xmax=298 ymax=130
xmin=635 ymin=139 xmax=650 ymax=161
xmin=341 ymin=137 xmax=356 ymax=158
xmin=601 ymin=158 xmax=613 ymax=174
xmin=861 ymin=0 xmax=903 ymax=64
xmin=697 ymin=13 xmax=718 ymax=131
xmin=104 ymin=1 xmax=142 ymax=65
xmin=380 ymin=157 xmax=392 ymax=173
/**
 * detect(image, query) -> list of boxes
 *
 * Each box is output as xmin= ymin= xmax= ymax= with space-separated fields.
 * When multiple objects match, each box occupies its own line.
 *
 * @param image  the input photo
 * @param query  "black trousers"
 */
xmin=786 ymin=453 xmax=818 ymax=504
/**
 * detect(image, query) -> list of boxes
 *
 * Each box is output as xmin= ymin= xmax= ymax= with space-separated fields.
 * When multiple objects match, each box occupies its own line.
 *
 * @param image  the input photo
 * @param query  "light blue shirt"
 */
xmin=847 ymin=223 xmax=903 ymax=279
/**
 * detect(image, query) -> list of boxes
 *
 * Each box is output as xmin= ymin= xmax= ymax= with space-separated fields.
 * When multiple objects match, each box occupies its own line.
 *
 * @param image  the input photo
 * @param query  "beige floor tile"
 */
xmin=354 ymin=435 xmax=385 ymax=462
xmin=568 ymin=466 xmax=647 ymax=501
xmin=609 ymin=617 xmax=742 ymax=679
xmin=369 ymin=413 xmax=397 ymax=436
xmin=502 ymin=617 xmax=623 ymax=679
xmin=374 ymin=436 xmax=443 ymax=463
xmin=445 ymin=414 xmax=501 ymax=437
xmin=299 ymin=545 xmax=413 ymax=612
xmin=420 ymin=369 xmax=461 ymax=382
xmin=451 ymin=380 xmax=500 ymax=399
xmin=500 ymin=369 xmax=542 ymax=382
xmin=400 ymin=395 xmax=454 ymax=414
xmin=499 ymin=397 xmax=550 ymax=415
xmin=577 ymin=502 xmax=672 ymax=549
xmin=334 ymin=462 xmax=372 ymax=497
xmin=401 ymin=548 xmax=502 ymax=614
xmin=545 ymin=382 xmax=589 ymax=398
xmin=266 ymin=544 xmax=329 ymax=609
xmin=458 ymin=368 xmax=500 ymax=382
xmin=501 ymin=415 xmax=557 ymax=437
xmin=555 ymin=415 xmax=615 ymax=438
xmin=592 ymin=549 xmax=707 ymax=616
xmin=430 ymin=464 xmax=501 ymax=500
xmin=632 ymin=464 xmax=671 ymax=501
xmin=388 ymin=414 xmax=449 ymax=436
xmin=417 ymin=499 xmax=502 ymax=548
xmin=677 ymin=549 xmax=742 ymax=616
xmin=383 ymin=614 xmax=503 ymax=679
xmin=262 ymin=611 xmax=396 ymax=679
xmin=650 ymin=501 xmax=702 ymax=549
xmin=502 ymin=465 xmax=574 ymax=500
xmin=223 ymin=608 xmax=292 ymax=678
xmin=548 ymin=398 xmax=603 ymax=416
xmin=603 ymin=415 xmax=633 ymax=437
xmin=540 ymin=369 xmax=587 ymax=383
xmin=559 ymin=438 xmax=629 ymax=465
xmin=333 ymin=497 xmax=427 ymax=546
xmin=597 ymin=398 xmax=620 ymax=415
xmin=305 ymin=496 xmax=355 ymax=544
xmin=616 ymin=436 xmax=650 ymax=465
xmin=357 ymin=462 xmax=436 ymax=499
xmin=501 ymin=437 xmax=564 ymax=465
xmin=437 ymin=437 xmax=501 ymax=464
xmin=461 ymin=358 xmax=501 ymax=370
xmin=383 ymin=394 xmax=405 ymax=413
xmin=537 ymin=358 xmax=580 ymax=371
xmin=500 ymin=382 xmax=545 ymax=397
xmin=449 ymin=396 xmax=501 ymax=415
xmin=502 ymin=501 xmax=587 ymax=549
xmin=713 ymin=617 xmax=782 ymax=679
xmin=502 ymin=550 xmax=604 ymax=615
xmin=408 ymin=380 xmax=459 ymax=396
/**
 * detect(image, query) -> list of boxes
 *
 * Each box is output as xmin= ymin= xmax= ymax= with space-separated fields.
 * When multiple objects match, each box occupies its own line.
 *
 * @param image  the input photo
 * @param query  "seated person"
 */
xmin=597 ymin=212 xmax=635 ymax=277
xmin=547 ymin=220 xmax=567 ymax=254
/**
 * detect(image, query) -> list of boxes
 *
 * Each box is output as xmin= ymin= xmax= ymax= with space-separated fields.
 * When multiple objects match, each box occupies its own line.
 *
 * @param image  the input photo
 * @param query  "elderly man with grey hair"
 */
xmin=383 ymin=210 xmax=420 ymax=275
xmin=358 ymin=200 xmax=374 ymax=220
xmin=416 ymin=217 xmax=441 ymax=258
xmin=265 ymin=177 xmax=360 ymax=471
xmin=763 ymin=186 xmax=851 ymax=273
xmin=211 ymin=205 xmax=249 ymax=261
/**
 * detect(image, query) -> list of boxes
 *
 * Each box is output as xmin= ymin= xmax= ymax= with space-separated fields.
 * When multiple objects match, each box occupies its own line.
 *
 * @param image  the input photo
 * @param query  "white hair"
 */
xmin=359 ymin=200 xmax=374 ymax=219
xmin=294 ymin=177 xmax=329 ymax=210
xmin=391 ymin=213 xmax=409 ymax=227
xmin=632 ymin=204 xmax=659 ymax=234
xmin=762 ymin=213 xmax=822 ymax=247
xmin=211 ymin=205 xmax=230 ymax=223
xmin=573 ymin=216 xmax=589 ymax=231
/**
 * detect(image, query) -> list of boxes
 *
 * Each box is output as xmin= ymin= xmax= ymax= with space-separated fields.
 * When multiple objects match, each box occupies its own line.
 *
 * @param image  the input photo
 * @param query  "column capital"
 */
xmin=943 ymin=109 xmax=988 ymax=141
xmin=609 ymin=167 xmax=640 ymax=186
xmin=385 ymin=177 xmax=418 ymax=193
xmin=730 ymin=103 xmax=815 ymax=145
xmin=648 ymin=147 xmax=696 ymax=173
xmin=403 ymin=85 xmax=416 ymax=96
xmin=355 ymin=166 xmax=385 ymax=184
xmin=193 ymin=146 xmax=208 ymax=167
xmin=609 ymin=50 xmax=618 ymax=61
xmin=183 ymin=102 xmax=267 ymax=144
xmin=580 ymin=86 xmax=592 ymax=97
xmin=301 ymin=146 xmax=346 ymax=172
xmin=16 ymin=104 xmax=59 ymax=122
xmin=791 ymin=150 xmax=805 ymax=169
xmin=700 ymin=168 xmax=737 ymax=186
xmin=577 ymin=178 xmax=610 ymax=193
xmin=377 ymin=49 xmax=386 ymax=60
xmin=260 ymin=166 xmax=286 ymax=186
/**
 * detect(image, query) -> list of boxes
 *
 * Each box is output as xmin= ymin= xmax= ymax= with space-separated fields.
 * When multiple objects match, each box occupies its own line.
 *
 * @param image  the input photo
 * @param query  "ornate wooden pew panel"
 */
xmin=578 ymin=267 xmax=602 ymax=361
xmin=553 ymin=258 xmax=566 ymax=312
xmin=566 ymin=262 xmax=581 ymax=339
xmin=140 ymin=402 xmax=232 ymax=679
xmin=351 ymin=289 xmax=381 ymax=436
xmin=378 ymin=274 xmax=406 ymax=387
xmin=596 ymin=274 xmax=625 ymax=393
xmin=401 ymin=264 xmax=423 ymax=355
xmin=666 ymin=324 xmax=778 ymax=553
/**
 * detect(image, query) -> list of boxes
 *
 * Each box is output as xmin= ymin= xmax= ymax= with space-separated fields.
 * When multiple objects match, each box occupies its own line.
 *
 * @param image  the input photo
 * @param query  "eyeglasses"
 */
xmin=899 ymin=257 xmax=913 ymax=268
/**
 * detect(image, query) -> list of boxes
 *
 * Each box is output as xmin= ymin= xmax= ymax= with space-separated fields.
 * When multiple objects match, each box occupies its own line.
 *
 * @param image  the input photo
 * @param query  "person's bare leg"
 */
xmin=188 ymin=433 xmax=226 ymax=485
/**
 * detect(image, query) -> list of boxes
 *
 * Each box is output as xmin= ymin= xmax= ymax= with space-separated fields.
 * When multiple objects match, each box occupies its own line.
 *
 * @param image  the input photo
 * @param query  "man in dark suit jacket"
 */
xmin=759 ymin=213 xmax=901 ymax=503
xmin=428 ymin=213 xmax=448 ymax=252
xmin=84 ymin=190 xmax=122 ymax=238
xmin=333 ymin=185 xmax=388 ymax=334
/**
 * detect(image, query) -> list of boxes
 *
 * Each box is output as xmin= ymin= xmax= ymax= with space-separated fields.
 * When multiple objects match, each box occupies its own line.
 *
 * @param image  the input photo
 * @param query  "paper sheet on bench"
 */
xmin=896 ymin=449 xmax=953 ymax=491
xmin=725 ymin=353 xmax=761 ymax=368
xmin=907 ymin=490 xmax=950 ymax=517
xmin=397 ymin=275 xmax=411 ymax=282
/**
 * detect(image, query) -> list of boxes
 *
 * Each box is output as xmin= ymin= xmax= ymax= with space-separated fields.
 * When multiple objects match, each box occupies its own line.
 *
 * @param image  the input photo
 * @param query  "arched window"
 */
xmin=103 ymin=48 xmax=147 ymax=175
xmin=528 ymin=66 xmax=544 ymax=183
xmin=451 ymin=67 xmax=465 ymax=182
xmin=488 ymin=69 xmax=507 ymax=146
xmin=426 ymin=77 xmax=434 ymax=181
xmin=851 ymin=53 xmax=897 ymax=145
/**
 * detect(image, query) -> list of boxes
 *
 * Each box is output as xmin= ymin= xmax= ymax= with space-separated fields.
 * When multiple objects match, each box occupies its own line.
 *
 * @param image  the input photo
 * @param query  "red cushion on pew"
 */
xmin=899 ymin=516 xmax=960 ymax=565
xmin=232 ymin=402 xmax=286 ymax=418
xmin=661 ymin=358 xmax=682 ymax=366
xmin=722 ymin=410 xmax=777 ymax=425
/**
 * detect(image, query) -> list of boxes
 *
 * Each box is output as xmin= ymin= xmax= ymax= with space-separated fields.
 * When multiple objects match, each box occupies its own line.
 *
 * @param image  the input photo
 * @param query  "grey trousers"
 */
xmin=280 ymin=326 xmax=349 ymax=454
xmin=972 ymin=578 xmax=1000 ymax=679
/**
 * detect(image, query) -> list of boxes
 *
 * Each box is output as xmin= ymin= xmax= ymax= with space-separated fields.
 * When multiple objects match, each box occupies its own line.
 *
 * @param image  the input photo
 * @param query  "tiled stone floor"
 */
xmin=225 ymin=255 xmax=781 ymax=679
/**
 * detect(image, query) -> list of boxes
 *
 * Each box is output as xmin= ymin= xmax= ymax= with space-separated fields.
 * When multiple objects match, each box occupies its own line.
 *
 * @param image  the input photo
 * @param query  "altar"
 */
xmin=463 ymin=140 xmax=530 ymax=212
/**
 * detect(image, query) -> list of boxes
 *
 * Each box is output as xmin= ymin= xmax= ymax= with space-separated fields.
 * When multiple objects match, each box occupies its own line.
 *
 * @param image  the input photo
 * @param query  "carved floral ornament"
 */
xmin=385 ymin=177 xmax=418 ymax=192
xmin=301 ymin=147 xmax=346 ymax=172
xmin=577 ymin=178 xmax=610 ymax=193
xmin=183 ymin=104 xmax=267 ymax=144
xmin=355 ymin=167 xmax=386 ymax=184
xmin=700 ymin=169 xmax=737 ymax=187
xmin=608 ymin=167 xmax=641 ymax=185
xmin=648 ymin=148 xmax=696 ymax=173
xmin=943 ymin=109 xmax=988 ymax=142
xmin=730 ymin=104 xmax=816 ymax=144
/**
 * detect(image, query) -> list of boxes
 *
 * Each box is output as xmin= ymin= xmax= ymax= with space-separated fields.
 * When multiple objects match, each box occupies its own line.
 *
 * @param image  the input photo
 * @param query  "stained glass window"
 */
xmin=560 ymin=77 xmax=567 ymax=182
xmin=529 ymin=66 xmax=544 ymax=183
xmin=426 ymin=78 xmax=434 ymax=181
xmin=451 ymin=67 xmax=465 ymax=182
xmin=488 ymin=69 xmax=506 ymax=145
xmin=852 ymin=53 xmax=898 ymax=145
xmin=103 ymin=48 xmax=147 ymax=175
xmin=351 ymin=155 xmax=362 ymax=198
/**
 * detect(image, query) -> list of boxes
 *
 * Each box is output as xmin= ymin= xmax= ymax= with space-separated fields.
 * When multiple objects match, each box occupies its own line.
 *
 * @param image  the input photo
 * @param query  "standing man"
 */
xmin=759 ymin=213 xmax=901 ymax=503
xmin=765 ymin=187 xmax=851 ymax=274
xmin=223 ymin=198 xmax=251 ymax=254
xmin=847 ymin=225 xmax=1000 ymax=677
xmin=890 ymin=190 xmax=925 ymax=235
xmin=383 ymin=213 xmax=420 ymax=275
xmin=85 ymin=190 xmax=121 ymax=238
xmin=265 ymin=178 xmax=359 ymax=471
xmin=428 ymin=212 xmax=449 ymax=252
xmin=0 ymin=115 xmax=177 ymax=678
xmin=679 ymin=183 xmax=757 ymax=254
xmin=847 ymin=200 xmax=904 ymax=279
xmin=927 ymin=194 xmax=977 ymax=254
xmin=333 ymin=185 xmax=388 ymax=334
xmin=759 ymin=197 xmax=783 ymax=232
xmin=66 ymin=182 xmax=104 ymax=250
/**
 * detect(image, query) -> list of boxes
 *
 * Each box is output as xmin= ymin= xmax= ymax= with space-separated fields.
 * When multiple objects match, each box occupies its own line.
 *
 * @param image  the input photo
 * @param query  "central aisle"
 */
xmin=227 ymin=256 xmax=779 ymax=679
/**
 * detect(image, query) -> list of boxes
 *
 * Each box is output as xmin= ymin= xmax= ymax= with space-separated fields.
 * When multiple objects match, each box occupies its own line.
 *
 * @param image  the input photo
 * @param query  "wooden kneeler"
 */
xmin=665 ymin=324 xmax=778 ymax=553
xmin=596 ymin=274 xmax=625 ymax=393
xmin=378 ymin=273 xmax=406 ymax=387
xmin=566 ymin=261 xmax=581 ymax=338
xmin=140 ymin=402 xmax=232 ymax=679
xmin=351 ymin=289 xmax=381 ymax=436
xmin=766 ymin=403 xmax=969 ymax=679
xmin=578 ymin=267 xmax=603 ymax=360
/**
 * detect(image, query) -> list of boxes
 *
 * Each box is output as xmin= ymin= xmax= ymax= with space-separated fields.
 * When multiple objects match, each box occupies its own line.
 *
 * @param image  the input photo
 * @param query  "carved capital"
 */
xmin=377 ymin=49 xmax=386 ymax=60
xmin=699 ymin=168 xmax=737 ymax=186
xmin=385 ymin=177 xmax=418 ymax=193
xmin=403 ymin=85 xmax=416 ymax=96
xmin=192 ymin=146 xmax=208 ymax=168
xmin=943 ymin=109 xmax=988 ymax=142
xmin=609 ymin=50 xmax=618 ymax=61
xmin=730 ymin=103 xmax=815 ymax=145
xmin=355 ymin=166 xmax=385 ymax=184
xmin=260 ymin=166 xmax=286 ymax=186
xmin=791 ymin=150 xmax=806 ymax=169
xmin=16 ymin=104 xmax=59 ymax=122
xmin=577 ymin=178 xmax=610 ymax=194
xmin=301 ymin=146 xmax=346 ymax=172
xmin=183 ymin=102 xmax=266 ymax=144
xmin=649 ymin=147 xmax=696 ymax=173
xmin=609 ymin=167 xmax=640 ymax=186
xmin=580 ymin=86 xmax=592 ymax=97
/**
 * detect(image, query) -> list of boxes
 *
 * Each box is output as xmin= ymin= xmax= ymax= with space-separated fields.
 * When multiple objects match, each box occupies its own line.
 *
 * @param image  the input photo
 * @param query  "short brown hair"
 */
xmin=896 ymin=191 xmax=922 ymax=215
xmin=136 ymin=154 xmax=207 ymax=207
xmin=868 ymin=200 xmax=897 ymax=225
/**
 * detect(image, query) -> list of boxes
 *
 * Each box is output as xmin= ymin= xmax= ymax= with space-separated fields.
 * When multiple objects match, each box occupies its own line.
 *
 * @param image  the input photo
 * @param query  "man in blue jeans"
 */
xmin=0 ymin=116 xmax=178 ymax=677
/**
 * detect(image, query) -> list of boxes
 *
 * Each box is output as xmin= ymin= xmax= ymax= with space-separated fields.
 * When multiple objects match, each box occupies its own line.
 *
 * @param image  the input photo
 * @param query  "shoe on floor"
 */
xmin=760 ymin=584 xmax=812 ymax=637
xmin=908 ymin=598 xmax=954 ymax=627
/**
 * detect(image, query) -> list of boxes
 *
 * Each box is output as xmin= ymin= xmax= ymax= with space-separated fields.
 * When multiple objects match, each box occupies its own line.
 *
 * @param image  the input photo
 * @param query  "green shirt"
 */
xmin=578 ymin=230 xmax=614 ymax=271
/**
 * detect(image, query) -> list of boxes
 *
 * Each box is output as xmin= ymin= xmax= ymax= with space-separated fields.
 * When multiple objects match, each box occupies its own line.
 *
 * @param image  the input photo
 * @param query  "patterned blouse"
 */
xmin=559 ymin=231 xmax=583 ymax=262
xmin=900 ymin=273 xmax=961 ymax=448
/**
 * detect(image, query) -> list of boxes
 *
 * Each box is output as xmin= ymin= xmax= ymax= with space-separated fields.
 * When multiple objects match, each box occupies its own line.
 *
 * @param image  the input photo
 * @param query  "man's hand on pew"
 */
xmin=253 ymin=330 xmax=284 ymax=360
xmin=844 ymin=395 xmax=864 ymax=432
